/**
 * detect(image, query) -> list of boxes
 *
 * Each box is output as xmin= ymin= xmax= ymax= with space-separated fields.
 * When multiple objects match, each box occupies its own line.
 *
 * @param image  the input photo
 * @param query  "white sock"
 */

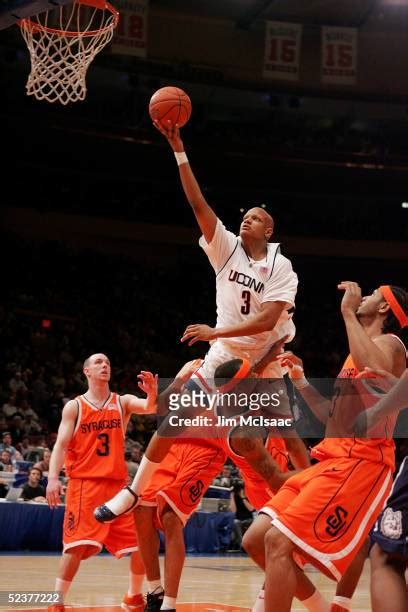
xmin=302 ymin=589 xmax=330 ymax=612
xmin=147 ymin=581 xmax=163 ymax=594
xmin=331 ymin=596 xmax=352 ymax=611
xmin=128 ymin=573 xmax=144 ymax=596
xmin=105 ymin=487 xmax=137 ymax=516
xmin=132 ymin=456 xmax=161 ymax=495
xmin=161 ymin=595 xmax=176 ymax=610
xmin=55 ymin=578 xmax=71 ymax=598
xmin=252 ymin=588 xmax=264 ymax=612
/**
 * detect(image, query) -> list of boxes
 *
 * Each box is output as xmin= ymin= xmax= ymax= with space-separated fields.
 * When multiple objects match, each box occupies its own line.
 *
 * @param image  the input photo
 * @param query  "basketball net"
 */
xmin=19 ymin=0 xmax=119 ymax=105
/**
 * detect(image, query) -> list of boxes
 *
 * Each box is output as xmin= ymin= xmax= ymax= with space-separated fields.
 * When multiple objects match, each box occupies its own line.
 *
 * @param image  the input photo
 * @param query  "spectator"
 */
xmin=130 ymin=443 xmax=143 ymax=464
xmin=9 ymin=415 xmax=25 ymax=444
xmin=21 ymin=467 xmax=46 ymax=502
xmin=19 ymin=400 xmax=39 ymax=422
xmin=9 ymin=371 xmax=27 ymax=394
xmin=217 ymin=465 xmax=233 ymax=488
xmin=22 ymin=413 xmax=42 ymax=436
xmin=34 ymin=448 xmax=51 ymax=475
xmin=0 ymin=449 xmax=15 ymax=472
xmin=125 ymin=450 xmax=139 ymax=481
xmin=18 ymin=436 xmax=35 ymax=459
xmin=0 ymin=432 xmax=22 ymax=462
xmin=0 ymin=476 xmax=8 ymax=498
xmin=1 ymin=395 xmax=18 ymax=418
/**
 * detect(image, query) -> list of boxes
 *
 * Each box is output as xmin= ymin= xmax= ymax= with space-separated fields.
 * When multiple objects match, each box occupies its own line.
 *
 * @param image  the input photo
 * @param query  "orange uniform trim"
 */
xmin=218 ymin=358 xmax=251 ymax=393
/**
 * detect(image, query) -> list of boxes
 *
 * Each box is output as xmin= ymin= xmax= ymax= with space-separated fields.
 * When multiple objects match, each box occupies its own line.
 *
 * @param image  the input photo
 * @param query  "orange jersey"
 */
xmin=65 ymin=392 xmax=127 ymax=480
xmin=217 ymin=434 xmax=289 ymax=509
xmin=312 ymin=352 xmax=398 ymax=469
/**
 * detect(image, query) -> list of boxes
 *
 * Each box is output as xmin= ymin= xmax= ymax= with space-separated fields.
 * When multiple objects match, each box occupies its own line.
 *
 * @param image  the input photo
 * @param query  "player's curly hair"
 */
xmin=382 ymin=286 xmax=408 ymax=335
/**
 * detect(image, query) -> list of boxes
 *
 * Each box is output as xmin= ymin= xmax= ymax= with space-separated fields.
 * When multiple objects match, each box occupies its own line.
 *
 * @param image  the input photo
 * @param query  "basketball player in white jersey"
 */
xmin=159 ymin=121 xmax=298 ymax=381
xmin=94 ymin=121 xmax=298 ymax=527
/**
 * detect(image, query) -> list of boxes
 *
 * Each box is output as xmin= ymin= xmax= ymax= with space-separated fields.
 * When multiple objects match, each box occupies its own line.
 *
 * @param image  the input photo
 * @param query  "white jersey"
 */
xmin=199 ymin=218 xmax=298 ymax=354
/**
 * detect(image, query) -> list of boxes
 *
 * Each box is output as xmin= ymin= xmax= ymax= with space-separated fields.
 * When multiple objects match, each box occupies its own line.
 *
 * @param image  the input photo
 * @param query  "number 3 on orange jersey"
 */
xmin=96 ymin=433 xmax=110 ymax=456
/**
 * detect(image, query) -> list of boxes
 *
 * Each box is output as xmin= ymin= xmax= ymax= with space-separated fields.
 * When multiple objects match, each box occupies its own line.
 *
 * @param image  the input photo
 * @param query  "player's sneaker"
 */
xmin=121 ymin=593 xmax=145 ymax=611
xmin=94 ymin=486 xmax=138 ymax=523
xmin=144 ymin=589 xmax=164 ymax=612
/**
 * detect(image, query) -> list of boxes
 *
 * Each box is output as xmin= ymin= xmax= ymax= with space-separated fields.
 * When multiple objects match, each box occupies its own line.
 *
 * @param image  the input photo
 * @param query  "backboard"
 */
xmin=0 ymin=0 xmax=73 ymax=31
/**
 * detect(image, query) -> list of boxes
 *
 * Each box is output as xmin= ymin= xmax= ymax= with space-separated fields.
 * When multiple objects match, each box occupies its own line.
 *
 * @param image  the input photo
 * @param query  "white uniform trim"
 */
xmin=117 ymin=394 xmax=126 ymax=438
xmin=326 ymin=468 xmax=392 ymax=561
xmin=156 ymin=490 xmax=190 ymax=526
xmin=63 ymin=539 xmax=102 ymax=553
xmin=271 ymin=518 xmax=341 ymax=581
xmin=388 ymin=333 xmax=407 ymax=355
xmin=72 ymin=399 xmax=82 ymax=436
xmin=260 ymin=506 xmax=278 ymax=520
xmin=116 ymin=546 xmax=139 ymax=556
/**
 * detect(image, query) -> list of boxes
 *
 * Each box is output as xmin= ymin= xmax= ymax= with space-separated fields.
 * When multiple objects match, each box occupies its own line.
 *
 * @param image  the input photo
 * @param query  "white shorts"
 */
xmin=191 ymin=335 xmax=291 ymax=392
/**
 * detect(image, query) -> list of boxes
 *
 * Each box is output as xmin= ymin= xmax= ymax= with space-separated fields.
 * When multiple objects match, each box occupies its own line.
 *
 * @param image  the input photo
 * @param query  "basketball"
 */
xmin=149 ymin=86 xmax=192 ymax=128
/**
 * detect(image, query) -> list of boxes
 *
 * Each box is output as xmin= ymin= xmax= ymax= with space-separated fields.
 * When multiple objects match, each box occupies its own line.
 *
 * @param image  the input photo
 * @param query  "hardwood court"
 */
xmin=0 ymin=555 xmax=371 ymax=611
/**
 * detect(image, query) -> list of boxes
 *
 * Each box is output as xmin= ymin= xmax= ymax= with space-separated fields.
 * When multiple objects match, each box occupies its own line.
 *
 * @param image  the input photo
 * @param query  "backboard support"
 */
xmin=0 ymin=0 xmax=74 ymax=31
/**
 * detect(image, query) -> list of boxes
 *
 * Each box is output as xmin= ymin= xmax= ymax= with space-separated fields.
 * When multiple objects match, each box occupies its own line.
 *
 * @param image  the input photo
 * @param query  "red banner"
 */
xmin=111 ymin=0 xmax=148 ymax=57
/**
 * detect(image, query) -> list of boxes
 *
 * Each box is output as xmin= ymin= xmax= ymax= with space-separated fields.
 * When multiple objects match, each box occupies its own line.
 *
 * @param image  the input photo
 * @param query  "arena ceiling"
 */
xmin=152 ymin=0 xmax=408 ymax=31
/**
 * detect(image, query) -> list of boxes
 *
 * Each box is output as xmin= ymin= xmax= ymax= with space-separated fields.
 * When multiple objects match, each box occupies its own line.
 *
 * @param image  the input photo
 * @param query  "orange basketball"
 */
xmin=149 ymin=86 xmax=192 ymax=128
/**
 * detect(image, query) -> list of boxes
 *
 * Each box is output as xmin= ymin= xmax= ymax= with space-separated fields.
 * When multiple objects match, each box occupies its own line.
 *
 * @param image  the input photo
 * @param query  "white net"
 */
xmin=19 ymin=0 xmax=118 ymax=105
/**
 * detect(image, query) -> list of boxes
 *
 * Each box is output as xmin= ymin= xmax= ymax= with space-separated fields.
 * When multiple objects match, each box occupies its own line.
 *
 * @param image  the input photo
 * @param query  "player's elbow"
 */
xmin=261 ymin=306 xmax=285 ymax=332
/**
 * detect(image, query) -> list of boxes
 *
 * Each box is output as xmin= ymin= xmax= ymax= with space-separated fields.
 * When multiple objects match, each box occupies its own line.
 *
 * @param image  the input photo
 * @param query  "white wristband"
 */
xmin=332 ymin=596 xmax=352 ymax=611
xmin=174 ymin=151 xmax=188 ymax=166
xmin=293 ymin=376 xmax=310 ymax=390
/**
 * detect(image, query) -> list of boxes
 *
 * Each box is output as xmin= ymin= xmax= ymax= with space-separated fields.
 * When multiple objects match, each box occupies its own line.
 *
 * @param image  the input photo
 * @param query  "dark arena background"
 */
xmin=1 ymin=1 xmax=407 ymax=611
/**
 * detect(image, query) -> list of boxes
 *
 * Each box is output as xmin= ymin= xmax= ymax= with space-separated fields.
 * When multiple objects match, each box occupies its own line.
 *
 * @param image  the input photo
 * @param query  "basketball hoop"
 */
xmin=19 ymin=0 xmax=119 ymax=105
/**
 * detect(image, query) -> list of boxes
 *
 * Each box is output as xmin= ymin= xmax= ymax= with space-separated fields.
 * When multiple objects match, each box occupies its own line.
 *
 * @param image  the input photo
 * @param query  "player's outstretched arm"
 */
xmin=122 ymin=371 xmax=158 ymax=415
xmin=153 ymin=119 xmax=217 ymax=243
xmin=278 ymin=352 xmax=331 ymax=424
xmin=46 ymin=400 xmax=77 ymax=508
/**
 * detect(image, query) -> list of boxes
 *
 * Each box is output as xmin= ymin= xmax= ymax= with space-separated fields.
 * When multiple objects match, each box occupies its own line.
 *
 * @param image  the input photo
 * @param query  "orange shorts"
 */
xmin=63 ymin=478 xmax=138 ymax=557
xmin=234 ymin=440 xmax=290 ymax=510
xmin=261 ymin=457 xmax=393 ymax=580
xmin=140 ymin=441 xmax=226 ymax=528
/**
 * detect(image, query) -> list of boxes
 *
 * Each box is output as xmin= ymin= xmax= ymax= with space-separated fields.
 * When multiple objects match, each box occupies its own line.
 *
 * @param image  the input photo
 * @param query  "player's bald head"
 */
xmin=83 ymin=353 xmax=110 ymax=369
xmin=248 ymin=207 xmax=274 ymax=231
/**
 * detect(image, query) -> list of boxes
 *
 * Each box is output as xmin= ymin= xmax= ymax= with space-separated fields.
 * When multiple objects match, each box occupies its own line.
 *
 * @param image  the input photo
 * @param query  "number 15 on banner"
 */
xmin=322 ymin=27 xmax=357 ymax=85
xmin=268 ymin=38 xmax=296 ymax=63
xmin=263 ymin=21 xmax=302 ymax=82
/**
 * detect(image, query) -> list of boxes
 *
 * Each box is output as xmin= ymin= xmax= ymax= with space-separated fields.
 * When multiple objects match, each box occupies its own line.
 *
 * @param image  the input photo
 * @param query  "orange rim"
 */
xmin=18 ymin=0 xmax=119 ymax=37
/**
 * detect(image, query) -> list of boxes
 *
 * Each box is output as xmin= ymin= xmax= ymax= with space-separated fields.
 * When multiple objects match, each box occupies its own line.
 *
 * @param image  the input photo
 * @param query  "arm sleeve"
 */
xmin=262 ymin=255 xmax=298 ymax=307
xmin=199 ymin=218 xmax=239 ymax=273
